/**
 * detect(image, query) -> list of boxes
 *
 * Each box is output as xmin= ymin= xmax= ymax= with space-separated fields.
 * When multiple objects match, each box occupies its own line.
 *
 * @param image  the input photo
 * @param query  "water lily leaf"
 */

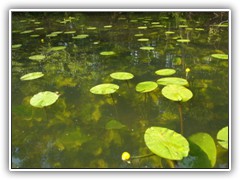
xmin=157 ymin=77 xmax=189 ymax=86
xmin=138 ymin=26 xmax=147 ymax=29
xmin=140 ymin=46 xmax=154 ymax=51
xmin=100 ymin=51 xmax=116 ymax=56
xmin=134 ymin=33 xmax=144 ymax=37
xmin=165 ymin=31 xmax=175 ymax=34
xmin=48 ymin=46 xmax=66 ymax=51
xmin=177 ymin=39 xmax=190 ymax=43
xmin=90 ymin=83 xmax=119 ymax=95
xmin=87 ymin=27 xmax=97 ymax=30
xmin=20 ymin=72 xmax=44 ymax=81
xmin=162 ymin=84 xmax=193 ymax=102
xmin=188 ymin=133 xmax=217 ymax=167
xmin=30 ymin=91 xmax=60 ymax=108
xmin=155 ymin=69 xmax=176 ymax=76
xmin=137 ymin=38 xmax=149 ymax=42
xmin=28 ymin=54 xmax=46 ymax=62
xmin=20 ymin=30 xmax=34 ymax=34
xmin=30 ymin=34 xmax=40 ymax=38
xmin=144 ymin=127 xmax=189 ymax=160
xmin=105 ymin=120 xmax=126 ymax=130
xmin=211 ymin=54 xmax=228 ymax=60
xmin=136 ymin=81 xmax=158 ymax=93
xmin=64 ymin=31 xmax=76 ymax=34
xmin=217 ymin=126 xmax=228 ymax=149
xmin=12 ymin=44 xmax=22 ymax=49
xmin=72 ymin=34 xmax=89 ymax=39
xmin=110 ymin=72 xmax=134 ymax=80
xmin=35 ymin=27 xmax=44 ymax=30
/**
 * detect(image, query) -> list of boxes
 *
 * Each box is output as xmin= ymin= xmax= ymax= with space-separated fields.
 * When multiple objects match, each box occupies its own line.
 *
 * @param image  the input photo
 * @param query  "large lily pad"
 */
xmin=188 ymin=133 xmax=217 ymax=167
xmin=155 ymin=69 xmax=176 ymax=76
xmin=20 ymin=72 xmax=44 ymax=81
xmin=30 ymin=91 xmax=60 ymax=108
xmin=211 ymin=54 xmax=228 ymax=60
xmin=217 ymin=126 xmax=228 ymax=150
xmin=162 ymin=84 xmax=193 ymax=102
xmin=157 ymin=77 xmax=189 ymax=86
xmin=136 ymin=81 xmax=158 ymax=93
xmin=105 ymin=120 xmax=126 ymax=130
xmin=144 ymin=127 xmax=189 ymax=160
xmin=110 ymin=72 xmax=134 ymax=80
xmin=90 ymin=83 xmax=119 ymax=95
xmin=28 ymin=54 xmax=46 ymax=62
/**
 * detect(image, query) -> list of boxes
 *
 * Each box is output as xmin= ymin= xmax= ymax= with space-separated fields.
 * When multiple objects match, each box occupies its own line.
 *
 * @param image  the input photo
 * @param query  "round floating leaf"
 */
xmin=87 ymin=27 xmax=97 ymax=30
xmin=105 ymin=120 xmax=126 ymax=130
xmin=157 ymin=77 xmax=189 ymax=86
xmin=30 ymin=34 xmax=40 ymax=38
xmin=140 ymin=46 xmax=154 ymax=51
xmin=137 ymin=38 xmax=149 ymax=42
xmin=90 ymin=83 xmax=119 ymax=95
xmin=217 ymin=126 xmax=228 ymax=150
xmin=177 ymin=39 xmax=190 ymax=43
xmin=49 ymin=46 xmax=66 ymax=51
xmin=162 ymin=84 xmax=193 ymax=102
xmin=211 ymin=54 xmax=228 ymax=60
xmin=20 ymin=72 xmax=44 ymax=81
xmin=189 ymin=133 xmax=217 ymax=167
xmin=20 ymin=30 xmax=34 ymax=34
xmin=144 ymin=127 xmax=189 ymax=160
xmin=100 ymin=51 xmax=116 ymax=56
xmin=136 ymin=81 xmax=158 ymax=93
xmin=165 ymin=31 xmax=175 ymax=34
xmin=72 ymin=34 xmax=89 ymax=39
xmin=30 ymin=91 xmax=60 ymax=108
xmin=110 ymin=72 xmax=134 ymax=80
xmin=28 ymin=54 xmax=46 ymax=62
xmin=155 ymin=69 xmax=176 ymax=76
xmin=35 ymin=27 xmax=44 ymax=30
xmin=134 ymin=33 xmax=144 ymax=37
xmin=195 ymin=28 xmax=204 ymax=31
xmin=12 ymin=44 xmax=22 ymax=49
xmin=138 ymin=26 xmax=147 ymax=30
xmin=64 ymin=31 xmax=76 ymax=34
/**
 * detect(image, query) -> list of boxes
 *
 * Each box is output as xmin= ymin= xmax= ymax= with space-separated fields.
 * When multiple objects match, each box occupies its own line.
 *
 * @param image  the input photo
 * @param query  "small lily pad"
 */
xmin=30 ymin=34 xmax=40 ymax=38
xmin=12 ymin=44 xmax=22 ymax=49
xmin=72 ymin=34 xmax=89 ymax=39
xmin=155 ymin=69 xmax=176 ymax=76
xmin=20 ymin=30 xmax=34 ymax=34
xmin=110 ymin=72 xmax=134 ymax=80
xmin=48 ymin=46 xmax=66 ymax=51
xmin=165 ymin=31 xmax=175 ymax=34
xmin=64 ymin=31 xmax=76 ymax=34
xmin=134 ymin=34 xmax=144 ymax=37
xmin=105 ymin=120 xmax=126 ymax=130
xmin=30 ymin=91 xmax=60 ymax=108
xmin=211 ymin=54 xmax=228 ymax=60
xmin=140 ymin=46 xmax=154 ymax=51
xmin=100 ymin=51 xmax=116 ymax=56
xmin=157 ymin=77 xmax=189 ymax=86
xmin=20 ymin=72 xmax=44 ymax=81
xmin=217 ymin=126 xmax=228 ymax=150
xmin=90 ymin=83 xmax=119 ymax=95
xmin=137 ymin=38 xmax=149 ymax=42
xmin=177 ymin=39 xmax=190 ymax=43
xmin=162 ymin=84 xmax=193 ymax=102
xmin=136 ymin=81 xmax=158 ymax=93
xmin=144 ymin=127 xmax=189 ymax=160
xmin=29 ymin=54 xmax=46 ymax=62
xmin=138 ymin=26 xmax=147 ymax=30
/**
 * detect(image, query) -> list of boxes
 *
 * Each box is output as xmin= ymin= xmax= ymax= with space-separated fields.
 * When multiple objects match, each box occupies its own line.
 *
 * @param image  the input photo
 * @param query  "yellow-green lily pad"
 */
xmin=20 ymin=72 xmax=44 ymax=81
xmin=30 ymin=91 xmax=60 ymax=108
xmin=90 ymin=83 xmax=119 ymax=95
xmin=136 ymin=81 xmax=158 ymax=93
xmin=110 ymin=72 xmax=134 ymax=80
xmin=155 ymin=69 xmax=176 ymax=76
xmin=217 ymin=126 xmax=228 ymax=150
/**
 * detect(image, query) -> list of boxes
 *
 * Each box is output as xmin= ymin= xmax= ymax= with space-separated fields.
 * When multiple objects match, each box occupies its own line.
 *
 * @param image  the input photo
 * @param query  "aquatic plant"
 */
xmin=155 ymin=68 xmax=176 ymax=76
xmin=217 ymin=126 xmax=228 ymax=150
xmin=28 ymin=54 xmax=46 ymax=62
xmin=110 ymin=72 xmax=134 ymax=88
xmin=20 ymin=72 xmax=44 ymax=81
xmin=157 ymin=77 xmax=189 ymax=86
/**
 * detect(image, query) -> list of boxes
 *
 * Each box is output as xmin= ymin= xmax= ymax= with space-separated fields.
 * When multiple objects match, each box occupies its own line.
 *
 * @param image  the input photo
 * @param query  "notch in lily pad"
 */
xmin=20 ymin=72 xmax=44 ymax=81
xmin=155 ymin=69 xmax=176 ymax=76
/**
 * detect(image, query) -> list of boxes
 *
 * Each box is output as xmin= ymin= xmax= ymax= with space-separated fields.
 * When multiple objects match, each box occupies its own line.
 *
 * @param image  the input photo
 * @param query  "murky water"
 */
xmin=11 ymin=11 xmax=229 ymax=169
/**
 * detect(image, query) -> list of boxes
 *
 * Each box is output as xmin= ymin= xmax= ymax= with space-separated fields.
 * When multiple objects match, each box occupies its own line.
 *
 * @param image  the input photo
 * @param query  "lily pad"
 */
xmin=157 ymin=77 xmax=189 ymax=86
xmin=48 ymin=46 xmax=66 ymax=51
xmin=136 ymin=81 xmax=158 ymax=93
xmin=30 ymin=34 xmax=40 ymax=38
xmin=211 ymin=54 xmax=228 ymax=60
xmin=20 ymin=30 xmax=34 ymax=34
xmin=177 ymin=39 xmax=190 ymax=43
xmin=165 ymin=31 xmax=175 ymax=35
xmin=28 ymin=54 xmax=46 ymax=62
xmin=64 ymin=31 xmax=76 ymax=34
xmin=144 ymin=127 xmax=189 ymax=160
xmin=110 ymin=72 xmax=134 ymax=80
xmin=12 ymin=44 xmax=22 ymax=49
xmin=20 ymin=72 xmax=44 ymax=81
xmin=134 ymin=33 xmax=144 ymax=37
xmin=162 ymin=84 xmax=193 ymax=102
xmin=137 ymin=38 xmax=149 ymax=42
xmin=30 ymin=91 xmax=60 ymax=108
xmin=217 ymin=126 xmax=228 ymax=150
xmin=188 ymin=133 xmax=217 ymax=167
xmin=155 ymin=69 xmax=176 ymax=76
xmin=138 ymin=26 xmax=147 ymax=30
xmin=105 ymin=120 xmax=126 ymax=130
xmin=100 ymin=51 xmax=116 ymax=56
xmin=72 ymin=34 xmax=89 ymax=39
xmin=90 ymin=83 xmax=119 ymax=95
xmin=140 ymin=46 xmax=154 ymax=51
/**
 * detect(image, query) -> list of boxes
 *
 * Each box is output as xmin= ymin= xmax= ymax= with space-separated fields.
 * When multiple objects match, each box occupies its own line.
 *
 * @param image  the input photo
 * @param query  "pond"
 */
xmin=11 ymin=11 xmax=230 ymax=169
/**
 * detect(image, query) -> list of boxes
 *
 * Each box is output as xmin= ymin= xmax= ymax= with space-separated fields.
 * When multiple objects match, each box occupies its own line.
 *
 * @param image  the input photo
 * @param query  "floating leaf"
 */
xmin=140 ymin=46 xmax=154 ymax=51
xmin=12 ymin=44 xmax=22 ymax=49
xmin=144 ymin=127 xmax=189 ymax=160
xmin=157 ymin=77 xmax=189 ymax=86
xmin=87 ymin=27 xmax=97 ymax=30
xmin=177 ymin=39 xmax=190 ymax=43
xmin=28 ymin=54 xmax=46 ymax=62
xmin=134 ymin=33 xmax=144 ymax=37
xmin=136 ymin=81 xmax=158 ymax=93
xmin=162 ymin=84 xmax=193 ymax=102
xmin=30 ymin=91 xmax=60 ymax=108
xmin=155 ymin=69 xmax=176 ymax=76
xmin=110 ymin=72 xmax=134 ymax=80
xmin=137 ymin=38 xmax=149 ymax=42
xmin=20 ymin=30 xmax=34 ymax=34
xmin=72 ymin=34 xmax=89 ymax=39
xmin=138 ymin=26 xmax=147 ymax=30
xmin=100 ymin=51 xmax=116 ymax=56
xmin=64 ymin=31 xmax=76 ymax=34
xmin=30 ymin=34 xmax=40 ymax=38
xmin=20 ymin=72 xmax=44 ymax=81
xmin=217 ymin=126 xmax=228 ymax=150
xmin=90 ymin=83 xmax=119 ymax=95
xmin=105 ymin=120 xmax=126 ymax=130
xmin=165 ymin=31 xmax=175 ymax=34
xmin=48 ymin=46 xmax=66 ymax=51
xmin=211 ymin=54 xmax=228 ymax=60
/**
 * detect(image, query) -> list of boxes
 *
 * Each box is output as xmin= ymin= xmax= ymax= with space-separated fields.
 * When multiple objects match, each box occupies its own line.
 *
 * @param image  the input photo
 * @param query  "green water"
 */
xmin=11 ymin=11 xmax=229 ymax=169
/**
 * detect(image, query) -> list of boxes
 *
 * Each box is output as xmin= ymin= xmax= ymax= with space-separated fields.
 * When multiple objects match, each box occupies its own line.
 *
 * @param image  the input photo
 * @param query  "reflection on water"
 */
xmin=11 ymin=11 xmax=229 ymax=169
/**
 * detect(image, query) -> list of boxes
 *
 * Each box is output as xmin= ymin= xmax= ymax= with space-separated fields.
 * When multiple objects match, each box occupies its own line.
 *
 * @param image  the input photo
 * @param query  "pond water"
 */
xmin=11 ymin=11 xmax=229 ymax=169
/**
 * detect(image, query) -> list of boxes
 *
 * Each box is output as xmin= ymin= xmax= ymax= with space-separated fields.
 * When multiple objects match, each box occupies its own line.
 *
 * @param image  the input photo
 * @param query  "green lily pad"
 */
xmin=140 ymin=46 xmax=154 ymax=51
xmin=195 ymin=28 xmax=204 ymax=31
xmin=155 ymin=69 xmax=176 ymax=76
xmin=137 ymin=38 xmax=149 ymax=42
xmin=48 ymin=46 xmax=66 ymax=51
xmin=35 ymin=27 xmax=44 ymax=30
xmin=72 ymin=34 xmax=89 ymax=39
xmin=30 ymin=91 xmax=60 ymax=108
xmin=136 ymin=81 xmax=158 ymax=93
xmin=138 ymin=26 xmax=147 ymax=30
xmin=20 ymin=30 xmax=34 ymax=34
xmin=110 ymin=72 xmax=134 ymax=80
xmin=64 ymin=31 xmax=76 ymax=34
xmin=157 ymin=77 xmax=189 ymax=86
xmin=188 ymin=133 xmax=217 ymax=167
xmin=177 ymin=39 xmax=190 ymax=43
xmin=144 ymin=127 xmax=189 ymax=160
xmin=134 ymin=33 xmax=144 ymax=37
xmin=12 ymin=44 xmax=22 ymax=49
xmin=46 ymin=33 xmax=58 ymax=37
xmin=105 ymin=120 xmax=126 ymax=130
xmin=87 ymin=27 xmax=97 ymax=30
xmin=90 ymin=83 xmax=119 ymax=95
xmin=20 ymin=72 xmax=44 ymax=81
xmin=104 ymin=25 xmax=112 ymax=28
xmin=165 ymin=31 xmax=175 ymax=34
xmin=100 ymin=51 xmax=116 ymax=56
xmin=28 ymin=54 xmax=46 ymax=62
xmin=162 ymin=84 xmax=193 ymax=102
xmin=30 ymin=34 xmax=40 ymax=38
xmin=217 ymin=126 xmax=228 ymax=150
xmin=211 ymin=54 xmax=228 ymax=60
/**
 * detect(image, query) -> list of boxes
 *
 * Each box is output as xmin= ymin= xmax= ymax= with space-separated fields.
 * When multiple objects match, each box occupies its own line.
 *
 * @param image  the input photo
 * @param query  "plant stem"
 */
xmin=131 ymin=153 xmax=155 ymax=159
xmin=166 ymin=159 xmax=175 ymax=168
xmin=178 ymin=102 xmax=183 ymax=134
xmin=43 ymin=107 xmax=48 ymax=121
